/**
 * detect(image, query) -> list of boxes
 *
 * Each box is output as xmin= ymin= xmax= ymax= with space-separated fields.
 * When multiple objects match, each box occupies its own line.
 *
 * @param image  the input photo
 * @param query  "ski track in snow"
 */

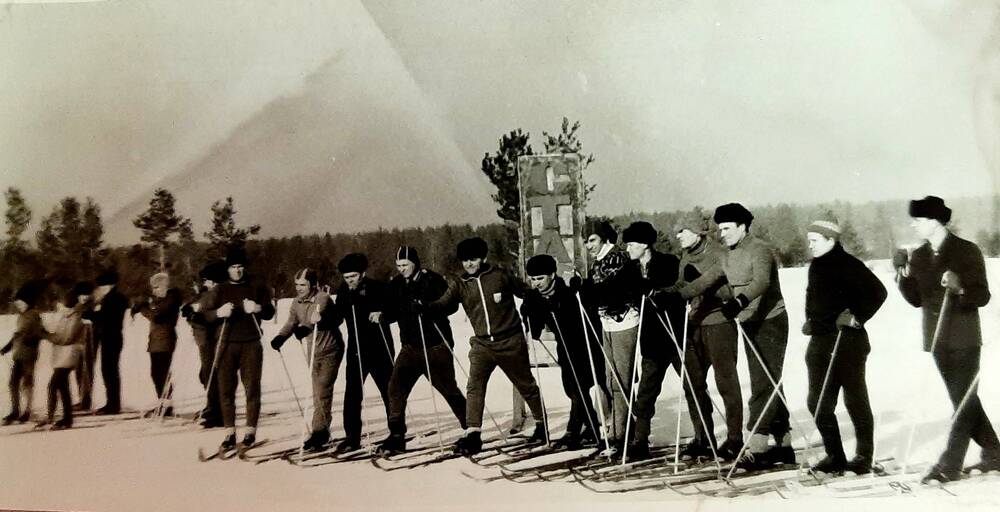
xmin=3 ymin=261 xmax=1000 ymax=510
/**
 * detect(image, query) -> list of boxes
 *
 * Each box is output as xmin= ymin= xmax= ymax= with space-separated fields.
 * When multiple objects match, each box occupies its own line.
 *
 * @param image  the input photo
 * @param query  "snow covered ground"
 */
xmin=3 ymin=261 xmax=1000 ymax=511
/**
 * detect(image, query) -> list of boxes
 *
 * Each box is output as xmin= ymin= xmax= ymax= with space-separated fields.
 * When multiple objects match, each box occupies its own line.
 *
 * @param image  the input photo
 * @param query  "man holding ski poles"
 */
xmin=896 ymin=196 xmax=1000 ymax=484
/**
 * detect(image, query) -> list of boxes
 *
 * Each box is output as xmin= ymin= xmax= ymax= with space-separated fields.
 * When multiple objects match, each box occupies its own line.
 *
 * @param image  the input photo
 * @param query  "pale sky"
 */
xmin=2 ymin=0 xmax=999 ymax=244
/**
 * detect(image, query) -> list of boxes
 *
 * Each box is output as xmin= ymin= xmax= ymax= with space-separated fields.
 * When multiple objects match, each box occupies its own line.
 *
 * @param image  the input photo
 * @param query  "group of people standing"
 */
xmin=2 ymin=195 xmax=996 ymax=485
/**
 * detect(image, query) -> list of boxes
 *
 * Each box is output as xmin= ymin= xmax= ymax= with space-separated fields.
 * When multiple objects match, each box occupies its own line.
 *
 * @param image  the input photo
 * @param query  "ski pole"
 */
xmin=298 ymin=322 xmax=319 ymax=459
xmin=193 ymin=319 xmax=228 ymax=424
xmin=577 ymin=296 xmax=634 ymax=405
xmin=524 ymin=317 xmax=550 ymax=446
xmin=620 ymin=297 xmax=645 ymax=466
xmin=802 ymin=328 xmax=843 ymax=471
xmin=929 ymin=293 xmax=952 ymax=354
xmin=432 ymin=323 xmax=508 ymax=444
xmin=573 ymin=292 xmax=613 ymax=456
xmin=673 ymin=301 xmax=690 ymax=474
xmin=550 ymin=313 xmax=602 ymax=448
xmin=417 ymin=314 xmax=445 ymax=453
xmin=645 ymin=298 xmax=722 ymax=478
xmin=377 ymin=322 xmax=415 ymax=423
xmin=725 ymin=370 xmax=787 ymax=482
xmin=350 ymin=305 xmax=371 ymax=449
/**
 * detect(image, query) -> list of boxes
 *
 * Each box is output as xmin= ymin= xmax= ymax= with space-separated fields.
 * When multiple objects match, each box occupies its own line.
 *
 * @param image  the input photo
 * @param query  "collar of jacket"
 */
xmin=596 ymin=243 xmax=614 ymax=261
xmin=460 ymin=263 xmax=494 ymax=281
xmin=813 ymin=242 xmax=845 ymax=262
xmin=685 ymin=236 xmax=708 ymax=257
xmin=406 ymin=269 xmax=425 ymax=283
xmin=728 ymin=233 xmax=754 ymax=251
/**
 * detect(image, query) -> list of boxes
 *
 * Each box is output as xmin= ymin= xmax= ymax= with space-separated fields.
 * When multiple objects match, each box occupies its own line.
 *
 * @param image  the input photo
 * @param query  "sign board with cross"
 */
xmin=517 ymin=153 xmax=588 ymax=281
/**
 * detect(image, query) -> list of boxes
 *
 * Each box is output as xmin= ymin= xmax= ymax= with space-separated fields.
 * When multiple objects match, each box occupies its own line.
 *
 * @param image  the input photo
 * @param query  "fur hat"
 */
xmin=95 ymin=268 xmax=119 ymax=286
xmin=456 ymin=237 xmax=489 ymax=261
xmin=225 ymin=248 xmax=249 ymax=267
xmin=337 ymin=253 xmax=369 ymax=274
xmin=525 ymin=254 xmax=557 ymax=277
xmin=13 ymin=280 xmax=47 ymax=308
xmin=198 ymin=260 xmax=227 ymax=283
xmin=908 ymin=196 xmax=952 ymax=224
xmin=622 ymin=221 xmax=657 ymax=246
xmin=713 ymin=203 xmax=754 ymax=227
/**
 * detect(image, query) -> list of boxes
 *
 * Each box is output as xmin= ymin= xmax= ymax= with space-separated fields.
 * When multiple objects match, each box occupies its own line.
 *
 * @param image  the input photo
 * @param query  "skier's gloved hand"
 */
xmin=801 ymin=321 xmax=813 ymax=336
xmin=941 ymin=271 xmax=963 ymax=294
xmin=721 ymin=295 xmax=749 ymax=320
xmin=835 ymin=310 xmax=861 ymax=329
xmin=242 ymin=299 xmax=260 ymax=315
xmin=518 ymin=302 xmax=530 ymax=319
xmin=892 ymin=249 xmax=909 ymax=271
xmin=568 ymin=276 xmax=582 ymax=291
xmin=270 ymin=335 xmax=286 ymax=351
xmin=410 ymin=299 xmax=425 ymax=313
xmin=293 ymin=325 xmax=312 ymax=340
xmin=216 ymin=302 xmax=234 ymax=318
xmin=181 ymin=303 xmax=194 ymax=319
xmin=0 ymin=342 xmax=11 ymax=356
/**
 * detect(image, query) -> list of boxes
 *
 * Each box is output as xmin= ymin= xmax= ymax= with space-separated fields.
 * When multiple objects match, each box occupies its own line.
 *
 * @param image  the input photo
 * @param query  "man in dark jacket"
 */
xmin=521 ymin=254 xmax=607 ymax=449
xmin=896 ymin=196 xmax=1000 ymax=483
xmin=203 ymin=248 xmax=275 ymax=450
xmin=132 ymin=272 xmax=183 ymax=417
xmin=182 ymin=261 xmax=227 ymax=427
xmin=803 ymin=219 xmax=886 ymax=475
xmin=334 ymin=253 xmax=395 ymax=453
xmin=424 ymin=237 xmax=546 ymax=455
xmin=86 ymin=269 xmax=129 ymax=415
xmin=378 ymin=246 xmax=467 ymax=454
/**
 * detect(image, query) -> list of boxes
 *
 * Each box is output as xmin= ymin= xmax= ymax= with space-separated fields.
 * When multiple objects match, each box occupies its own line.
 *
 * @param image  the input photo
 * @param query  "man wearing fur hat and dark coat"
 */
xmin=377 ymin=246 xmax=467 ymax=454
xmin=2 ymin=280 xmax=48 ymax=424
xmin=680 ymin=203 xmax=792 ymax=470
xmin=896 ymin=196 xmax=1000 ymax=484
xmin=333 ymin=252 xmax=396 ymax=453
xmin=579 ymin=220 xmax=642 ymax=457
xmin=666 ymin=212 xmax=744 ymax=460
xmin=202 ymin=248 xmax=275 ymax=451
xmin=803 ymin=218 xmax=886 ymax=475
xmin=423 ymin=237 xmax=547 ymax=455
xmin=182 ymin=260 xmax=227 ymax=427
xmin=84 ymin=269 xmax=129 ymax=415
xmin=521 ymin=254 xmax=606 ymax=449
xmin=132 ymin=272 xmax=183 ymax=417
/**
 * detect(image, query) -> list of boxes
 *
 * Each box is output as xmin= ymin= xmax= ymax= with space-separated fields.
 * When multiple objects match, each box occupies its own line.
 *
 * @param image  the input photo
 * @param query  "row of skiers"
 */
xmin=3 ymin=195 xmax=996 ymax=485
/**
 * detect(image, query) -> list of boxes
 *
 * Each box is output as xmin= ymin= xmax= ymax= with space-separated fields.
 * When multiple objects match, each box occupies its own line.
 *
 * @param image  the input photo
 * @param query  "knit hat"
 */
xmin=149 ymin=272 xmax=170 ymax=288
xmin=225 ymin=248 xmax=249 ymax=267
xmin=337 ymin=253 xmax=368 ymax=274
xmin=622 ymin=221 xmax=657 ymax=246
xmin=713 ymin=203 xmax=754 ymax=227
xmin=526 ymin=254 xmax=557 ymax=276
xmin=198 ymin=260 xmax=227 ymax=283
xmin=95 ymin=268 xmax=119 ymax=286
xmin=13 ymin=280 xmax=47 ymax=308
xmin=66 ymin=281 xmax=94 ymax=307
xmin=586 ymin=220 xmax=618 ymax=244
xmin=807 ymin=220 xmax=842 ymax=240
xmin=908 ymin=196 xmax=952 ymax=224
xmin=456 ymin=237 xmax=489 ymax=261
xmin=675 ymin=211 xmax=711 ymax=235
xmin=396 ymin=246 xmax=421 ymax=268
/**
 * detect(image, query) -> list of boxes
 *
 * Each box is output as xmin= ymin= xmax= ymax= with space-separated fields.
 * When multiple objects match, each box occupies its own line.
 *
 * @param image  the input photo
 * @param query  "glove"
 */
xmin=0 ymin=342 xmax=11 ymax=356
xmin=683 ymin=264 xmax=701 ymax=283
xmin=801 ymin=321 xmax=813 ymax=336
xmin=892 ymin=249 xmax=908 ymax=271
xmin=242 ymin=299 xmax=259 ymax=315
xmin=835 ymin=310 xmax=861 ymax=329
xmin=216 ymin=303 xmax=234 ymax=319
xmin=568 ymin=276 xmax=583 ymax=291
xmin=293 ymin=325 xmax=312 ymax=340
xmin=519 ymin=302 xmax=529 ymax=319
xmin=721 ymin=295 xmax=749 ymax=320
xmin=269 ymin=336 xmax=286 ymax=351
xmin=181 ymin=304 xmax=194 ymax=319
xmin=651 ymin=290 xmax=683 ymax=310
xmin=410 ymin=299 xmax=425 ymax=313
xmin=941 ymin=271 xmax=963 ymax=294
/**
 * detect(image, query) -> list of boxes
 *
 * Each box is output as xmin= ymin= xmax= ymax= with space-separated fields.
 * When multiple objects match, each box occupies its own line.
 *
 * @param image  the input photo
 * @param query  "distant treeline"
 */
xmin=4 ymin=194 xmax=1000 ymax=312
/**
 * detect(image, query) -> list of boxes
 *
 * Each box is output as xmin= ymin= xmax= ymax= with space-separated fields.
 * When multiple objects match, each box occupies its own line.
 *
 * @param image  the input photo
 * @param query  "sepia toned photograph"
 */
xmin=3 ymin=0 xmax=1000 ymax=510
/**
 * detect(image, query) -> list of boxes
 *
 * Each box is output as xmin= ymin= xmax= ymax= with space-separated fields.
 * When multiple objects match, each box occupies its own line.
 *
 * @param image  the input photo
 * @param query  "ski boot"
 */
xmin=17 ymin=411 xmax=30 ymax=424
xmin=810 ymin=455 xmax=847 ymax=476
xmin=376 ymin=434 xmax=407 ymax=455
xmin=622 ymin=441 xmax=651 ymax=463
xmin=241 ymin=433 xmax=256 ymax=448
xmin=51 ymin=418 xmax=72 ymax=430
xmin=527 ymin=422 xmax=548 ymax=444
xmin=766 ymin=445 xmax=796 ymax=465
xmin=717 ymin=438 xmax=743 ymax=461
xmin=334 ymin=437 xmax=361 ymax=454
xmin=552 ymin=433 xmax=581 ymax=450
xmin=921 ymin=465 xmax=961 ymax=485
xmin=2 ymin=411 xmax=18 ymax=426
xmin=962 ymin=457 xmax=1000 ymax=475
xmin=454 ymin=431 xmax=482 ymax=456
xmin=679 ymin=439 xmax=714 ymax=461
xmin=303 ymin=430 xmax=331 ymax=453
xmin=220 ymin=433 xmax=237 ymax=453
xmin=846 ymin=455 xmax=874 ymax=475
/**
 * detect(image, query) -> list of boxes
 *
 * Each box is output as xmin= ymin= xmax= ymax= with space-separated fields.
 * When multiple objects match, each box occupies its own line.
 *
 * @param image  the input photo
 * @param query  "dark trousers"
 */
xmin=933 ymin=346 xmax=1000 ymax=472
xmin=100 ymin=338 xmax=122 ymax=410
xmin=196 ymin=334 xmax=221 ymax=420
xmin=218 ymin=342 xmax=263 ymax=428
xmin=343 ymin=351 xmax=393 ymax=441
xmin=48 ymin=368 xmax=73 ymax=423
xmin=560 ymin=357 xmax=602 ymax=439
xmin=9 ymin=359 xmax=36 ymax=415
xmin=388 ymin=344 xmax=467 ymax=436
xmin=692 ymin=322 xmax=743 ymax=442
xmin=633 ymin=347 xmax=714 ymax=446
xmin=75 ymin=327 xmax=96 ymax=409
xmin=311 ymin=344 xmax=345 ymax=433
xmin=742 ymin=313 xmax=790 ymax=439
xmin=467 ymin=331 xmax=544 ymax=429
xmin=806 ymin=329 xmax=874 ymax=460
xmin=150 ymin=351 xmax=174 ymax=402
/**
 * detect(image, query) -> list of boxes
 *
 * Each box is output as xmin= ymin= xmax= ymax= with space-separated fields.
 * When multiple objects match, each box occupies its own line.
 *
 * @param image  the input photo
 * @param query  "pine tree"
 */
xmin=4 ymin=187 xmax=31 ymax=253
xmin=133 ymin=188 xmax=192 ymax=271
xmin=205 ymin=197 xmax=261 ymax=257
